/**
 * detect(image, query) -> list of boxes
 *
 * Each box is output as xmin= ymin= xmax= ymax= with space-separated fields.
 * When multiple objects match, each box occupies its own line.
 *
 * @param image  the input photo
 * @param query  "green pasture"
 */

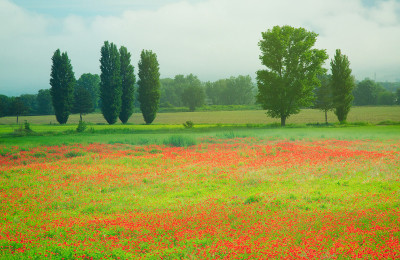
xmin=1 ymin=124 xmax=399 ymax=149
xmin=1 ymin=106 xmax=400 ymax=125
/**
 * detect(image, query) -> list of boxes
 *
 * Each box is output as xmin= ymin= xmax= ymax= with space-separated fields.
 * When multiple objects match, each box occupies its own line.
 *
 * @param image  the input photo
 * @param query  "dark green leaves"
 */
xmin=138 ymin=50 xmax=160 ymax=124
xmin=50 ymin=49 xmax=75 ymax=124
xmin=100 ymin=41 xmax=122 ymax=125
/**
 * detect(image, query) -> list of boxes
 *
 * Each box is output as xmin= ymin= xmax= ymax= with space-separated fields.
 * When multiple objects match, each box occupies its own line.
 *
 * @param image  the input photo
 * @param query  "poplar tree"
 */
xmin=330 ymin=49 xmax=355 ymax=123
xmin=50 ymin=49 xmax=75 ymax=124
xmin=119 ymin=46 xmax=136 ymax=124
xmin=100 ymin=41 xmax=122 ymax=125
xmin=137 ymin=50 xmax=160 ymax=124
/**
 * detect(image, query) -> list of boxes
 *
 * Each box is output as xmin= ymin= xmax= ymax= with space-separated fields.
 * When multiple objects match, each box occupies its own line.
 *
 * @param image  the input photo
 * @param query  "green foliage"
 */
xmin=182 ymin=84 xmax=205 ymax=111
xmin=183 ymin=120 xmax=194 ymax=128
xmin=8 ymin=97 xmax=28 ymax=124
xmin=0 ymin=95 xmax=10 ymax=117
xmin=100 ymin=41 xmax=122 ymax=125
xmin=64 ymin=151 xmax=85 ymax=158
xmin=160 ymin=74 xmax=201 ymax=107
xmin=331 ymin=49 xmax=355 ymax=123
xmin=397 ymin=88 xmax=400 ymax=105
xmin=314 ymin=74 xmax=334 ymax=124
xmin=36 ymin=89 xmax=54 ymax=115
xmin=19 ymin=94 xmax=37 ymax=115
xmin=244 ymin=194 xmax=262 ymax=204
xmin=205 ymin=75 xmax=255 ymax=105
xmin=50 ymin=49 xmax=75 ymax=124
xmin=256 ymin=25 xmax=328 ymax=126
xmin=72 ymin=84 xmax=94 ymax=121
xmin=163 ymin=135 xmax=197 ymax=147
xmin=76 ymin=73 xmax=100 ymax=109
xmin=76 ymin=120 xmax=87 ymax=133
xmin=24 ymin=120 xmax=32 ymax=132
xmin=352 ymin=79 xmax=389 ymax=106
xmin=119 ymin=46 xmax=136 ymax=124
xmin=377 ymin=91 xmax=396 ymax=105
xmin=138 ymin=50 xmax=160 ymax=124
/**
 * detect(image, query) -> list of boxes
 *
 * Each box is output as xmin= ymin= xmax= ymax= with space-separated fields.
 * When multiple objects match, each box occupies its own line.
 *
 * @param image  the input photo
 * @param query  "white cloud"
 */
xmin=1 ymin=0 xmax=400 ymax=95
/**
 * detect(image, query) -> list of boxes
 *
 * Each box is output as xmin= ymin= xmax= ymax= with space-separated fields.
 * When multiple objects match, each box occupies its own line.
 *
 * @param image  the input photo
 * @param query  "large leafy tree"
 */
xmin=76 ymin=73 xmax=100 ymax=109
xmin=50 ymin=49 xmax=75 ymax=124
xmin=314 ymin=74 xmax=334 ymax=124
xmin=119 ymin=46 xmax=136 ymax=124
xmin=331 ymin=49 xmax=355 ymax=123
xmin=138 ymin=50 xmax=160 ymax=124
xmin=256 ymin=25 xmax=328 ymax=126
xmin=36 ymin=89 xmax=54 ymax=115
xmin=182 ymin=84 xmax=205 ymax=111
xmin=100 ymin=41 xmax=122 ymax=125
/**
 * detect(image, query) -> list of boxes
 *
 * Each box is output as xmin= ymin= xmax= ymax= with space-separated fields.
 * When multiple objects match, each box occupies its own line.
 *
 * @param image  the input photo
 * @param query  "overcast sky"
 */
xmin=1 ymin=0 xmax=400 ymax=96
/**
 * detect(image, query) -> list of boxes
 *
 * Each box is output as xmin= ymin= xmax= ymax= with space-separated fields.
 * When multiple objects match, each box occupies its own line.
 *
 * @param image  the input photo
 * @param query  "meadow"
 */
xmin=0 ymin=110 xmax=400 ymax=259
xmin=1 ymin=106 xmax=400 ymax=125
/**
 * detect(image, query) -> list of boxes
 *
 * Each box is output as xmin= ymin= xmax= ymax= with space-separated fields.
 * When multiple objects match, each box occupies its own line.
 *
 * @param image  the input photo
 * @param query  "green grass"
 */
xmin=1 ymin=106 xmax=399 ymax=125
xmin=0 ymin=124 xmax=399 ymax=149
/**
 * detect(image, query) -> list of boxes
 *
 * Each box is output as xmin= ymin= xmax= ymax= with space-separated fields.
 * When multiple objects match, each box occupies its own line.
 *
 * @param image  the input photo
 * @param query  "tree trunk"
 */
xmin=16 ymin=115 xmax=19 ymax=124
xmin=325 ymin=110 xmax=328 ymax=125
xmin=80 ymin=113 xmax=82 ymax=122
xmin=281 ymin=116 xmax=286 ymax=127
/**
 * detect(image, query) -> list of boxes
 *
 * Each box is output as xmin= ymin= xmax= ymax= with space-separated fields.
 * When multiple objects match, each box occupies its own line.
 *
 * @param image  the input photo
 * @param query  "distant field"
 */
xmin=1 ymin=106 xmax=399 ymax=125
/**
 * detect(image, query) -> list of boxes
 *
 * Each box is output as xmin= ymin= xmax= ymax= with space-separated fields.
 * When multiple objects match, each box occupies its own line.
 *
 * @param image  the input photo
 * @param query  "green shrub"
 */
xmin=65 ymin=151 xmax=85 ymax=158
xmin=183 ymin=120 xmax=194 ymax=128
xmin=244 ymin=194 xmax=262 ymax=204
xmin=76 ymin=120 xmax=87 ymax=133
xmin=163 ymin=135 xmax=197 ymax=147
xmin=24 ymin=121 xmax=32 ymax=132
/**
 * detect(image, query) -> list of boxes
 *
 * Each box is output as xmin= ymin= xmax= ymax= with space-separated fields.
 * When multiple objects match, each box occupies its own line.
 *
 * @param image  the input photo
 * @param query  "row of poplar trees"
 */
xmin=50 ymin=41 xmax=160 ymax=125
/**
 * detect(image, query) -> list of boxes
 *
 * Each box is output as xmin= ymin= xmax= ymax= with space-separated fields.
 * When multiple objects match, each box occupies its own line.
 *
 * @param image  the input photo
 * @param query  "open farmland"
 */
xmin=1 ymin=106 xmax=400 ymax=125
xmin=0 ymin=126 xmax=399 ymax=259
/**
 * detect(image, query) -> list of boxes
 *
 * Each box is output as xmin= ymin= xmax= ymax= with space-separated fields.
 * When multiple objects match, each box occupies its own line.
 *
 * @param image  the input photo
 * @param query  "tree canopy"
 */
xmin=182 ymin=84 xmax=205 ymax=111
xmin=331 ymin=49 xmax=355 ymax=123
xmin=314 ymin=74 xmax=334 ymax=124
xmin=50 ymin=49 xmax=75 ymax=124
xmin=119 ymin=46 xmax=136 ymax=124
xmin=100 ymin=41 xmax=122 ymax=125
xmin=138 ymin=50 xmax=160 ymax=124
xmin=76 ymin=73 xmax=100 ymax=109
xmin=256 ymin=25 xmax=328 ymax=126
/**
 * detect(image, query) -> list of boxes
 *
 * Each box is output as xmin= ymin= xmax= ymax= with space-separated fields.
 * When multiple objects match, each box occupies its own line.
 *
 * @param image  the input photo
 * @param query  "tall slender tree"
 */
xmin=256 ymin=25 xmax=328 ymax=126
xmin=50 ymin=49 xmax=75 ymax=124
xmin=100 ymin=41 xmax=122 ymax=125
xmin=330 ymin=49 xmax=355 ymax=123
xmin=119 ymin=46 xmax=136 ymax=124
xmin=137 ymin=50 xmax=160 ymax=124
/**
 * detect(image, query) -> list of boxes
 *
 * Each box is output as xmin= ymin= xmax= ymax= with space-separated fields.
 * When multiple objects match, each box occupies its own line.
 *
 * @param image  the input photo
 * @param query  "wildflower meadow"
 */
xmin=0 ymin=126 xmax=399 ymax=259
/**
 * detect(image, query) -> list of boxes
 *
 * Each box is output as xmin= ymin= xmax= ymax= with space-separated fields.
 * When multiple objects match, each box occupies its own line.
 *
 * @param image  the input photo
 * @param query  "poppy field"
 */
xmin=0 ymin=127 xmax=400 ymax=259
